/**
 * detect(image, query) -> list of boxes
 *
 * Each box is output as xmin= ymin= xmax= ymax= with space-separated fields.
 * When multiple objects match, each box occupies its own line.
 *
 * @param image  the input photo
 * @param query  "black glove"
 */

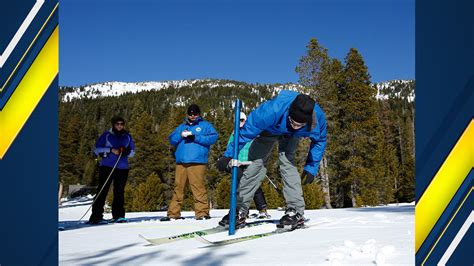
xmin=301 ymin=170 xmax=315 ymax=185
xmin=216 ymin=157 xmax=232 ymax=172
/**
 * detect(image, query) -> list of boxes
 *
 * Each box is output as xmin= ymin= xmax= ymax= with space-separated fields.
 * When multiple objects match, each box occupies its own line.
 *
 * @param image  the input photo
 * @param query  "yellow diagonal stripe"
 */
xmin=416 ymin=119 xmax=474 ymax=252
xmin=0 ymin=26 xmax=58 ymax=159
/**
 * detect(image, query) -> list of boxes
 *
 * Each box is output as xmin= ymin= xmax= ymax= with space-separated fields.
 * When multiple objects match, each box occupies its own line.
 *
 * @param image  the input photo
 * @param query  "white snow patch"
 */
xmin=59 ymin=199 xmax=414 ymax=265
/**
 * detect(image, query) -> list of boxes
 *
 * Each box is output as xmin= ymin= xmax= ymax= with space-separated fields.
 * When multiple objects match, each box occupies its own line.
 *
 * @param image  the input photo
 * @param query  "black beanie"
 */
xmin=187 ymin=104 xmax=201 ymax=115
xmin=289 ymin=94 xmax=315 ymax=124
xmin=111 ymin=116 xmax=125 ymax=125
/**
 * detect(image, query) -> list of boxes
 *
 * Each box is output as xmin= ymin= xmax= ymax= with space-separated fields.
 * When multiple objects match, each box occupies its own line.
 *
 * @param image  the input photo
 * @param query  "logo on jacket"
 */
xmin=196 ymin=127 xmax=202 ymax=132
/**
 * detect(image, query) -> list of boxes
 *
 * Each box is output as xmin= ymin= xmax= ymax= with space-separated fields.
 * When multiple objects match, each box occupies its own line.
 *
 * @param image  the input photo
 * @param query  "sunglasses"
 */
xmin=115 ymin=122 xmax=124 ymax=125
xmin=188 ymin=113 xmax=199 ymax=117
xmin=288 ymin=116 xmax=306 ymax=129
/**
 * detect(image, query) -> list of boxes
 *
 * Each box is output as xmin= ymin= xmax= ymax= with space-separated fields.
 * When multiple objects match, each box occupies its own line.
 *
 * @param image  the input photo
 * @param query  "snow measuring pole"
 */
xmin=229 ymin=99 xmax=241 ymax=235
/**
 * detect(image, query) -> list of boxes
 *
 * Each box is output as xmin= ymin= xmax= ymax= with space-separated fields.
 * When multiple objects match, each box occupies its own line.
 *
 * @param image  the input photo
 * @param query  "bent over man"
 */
xmin=218 ymin=91 xmax=327 ymax=229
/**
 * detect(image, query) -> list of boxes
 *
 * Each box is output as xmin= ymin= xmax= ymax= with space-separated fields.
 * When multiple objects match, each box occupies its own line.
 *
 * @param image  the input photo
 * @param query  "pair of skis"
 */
xmin=139 ymin=219 xmax=276 ymax=246
xmin=140 ymin=219 xmax=321 ymax=246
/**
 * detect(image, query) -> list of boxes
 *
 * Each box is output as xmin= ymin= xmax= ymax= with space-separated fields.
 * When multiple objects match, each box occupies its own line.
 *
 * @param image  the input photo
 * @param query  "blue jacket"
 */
xmin=169 ymin=116 xmax=218 ymax=164
xmin=95 ymin=129 xmax=136 ymax=169
xmin=224 ymin=90 xmax=327 ymax=176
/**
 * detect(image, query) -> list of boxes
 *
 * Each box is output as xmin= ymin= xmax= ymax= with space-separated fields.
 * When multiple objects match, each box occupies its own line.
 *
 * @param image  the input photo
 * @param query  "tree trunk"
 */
xmin=350 ymin=183 xmax=357 ymax=207
xmin=320 ymin=155 xmax=332 ymax=208
xmin=58 ymin=182 xmax=64 ymax=207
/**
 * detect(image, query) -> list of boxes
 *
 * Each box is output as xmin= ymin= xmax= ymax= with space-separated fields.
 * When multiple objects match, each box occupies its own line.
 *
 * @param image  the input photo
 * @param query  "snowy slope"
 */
xmin=375 ymin=80 xmax=415 ymax=102
xmin=61 ymin=79 xmax=414 ymax=103
xmin=59 ymin=198 xmax=414 ymax=265
xmin=61 ymin=79 xmax=302 ymax=102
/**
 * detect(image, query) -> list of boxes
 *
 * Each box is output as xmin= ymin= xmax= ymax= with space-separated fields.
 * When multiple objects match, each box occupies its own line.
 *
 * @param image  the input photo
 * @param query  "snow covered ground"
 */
xmin=59 ymin=197 xmax=414 ymax=265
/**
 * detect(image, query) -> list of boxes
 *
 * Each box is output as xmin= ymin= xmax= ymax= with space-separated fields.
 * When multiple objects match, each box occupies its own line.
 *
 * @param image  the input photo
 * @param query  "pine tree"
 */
xmin=215 ymin=176 xmax=231 ymax=209
xmin=128 ymin=110 xmax=158 ymax=186
xmin=59 ymin=113 xmax=83 ymax=187
xmin=295 ymin=38 xmax=343 ymax=208
xmin=129 ymin=172 xmax=166 ymax=211
xmin=303 ymin=182 xmax=325 ymax=209
xmin=336 ymin=48 xmax=386 ymax=207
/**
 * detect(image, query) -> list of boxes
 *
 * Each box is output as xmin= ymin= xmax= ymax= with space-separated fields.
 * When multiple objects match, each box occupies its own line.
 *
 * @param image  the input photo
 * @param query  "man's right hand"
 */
xmin=216 ymin=157 xmax=232 ymax=172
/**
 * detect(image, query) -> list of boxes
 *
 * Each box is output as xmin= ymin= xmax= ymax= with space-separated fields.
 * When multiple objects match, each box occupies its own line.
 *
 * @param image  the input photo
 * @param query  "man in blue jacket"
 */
xmin=89 ymin=116 xmax=135 ymax=224
xmin=218 ymin=91 xmax=327 ymax=229
xmin=162 ymin=104 xmax=218 ymax=221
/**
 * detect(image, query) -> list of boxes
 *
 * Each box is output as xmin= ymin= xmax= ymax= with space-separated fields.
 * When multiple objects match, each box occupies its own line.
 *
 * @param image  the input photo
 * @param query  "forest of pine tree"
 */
xmin=59 ymin=38 xmax=415 ymax=211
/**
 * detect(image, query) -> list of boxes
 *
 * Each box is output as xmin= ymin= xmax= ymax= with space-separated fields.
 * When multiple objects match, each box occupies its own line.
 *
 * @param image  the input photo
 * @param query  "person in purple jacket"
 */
xmin=88 ymin=116 xmax=135 ymax=224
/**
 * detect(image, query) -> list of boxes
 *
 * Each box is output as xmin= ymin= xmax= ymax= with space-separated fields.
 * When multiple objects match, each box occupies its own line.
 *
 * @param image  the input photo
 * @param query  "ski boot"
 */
xmin=277 ymin=207 xmax=304 ymax=229
xmin=218 ymin=210 xmax=247 ymax=229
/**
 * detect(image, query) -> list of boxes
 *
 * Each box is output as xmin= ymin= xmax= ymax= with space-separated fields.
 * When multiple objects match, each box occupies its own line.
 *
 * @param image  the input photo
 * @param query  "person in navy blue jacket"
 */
xmin=217 ymin=91 xmax=327 ymax=229
xmin=88 ymin=116 xmax=135 ymax=224
xmin=161 ymin=104 xmax=218 ymax=221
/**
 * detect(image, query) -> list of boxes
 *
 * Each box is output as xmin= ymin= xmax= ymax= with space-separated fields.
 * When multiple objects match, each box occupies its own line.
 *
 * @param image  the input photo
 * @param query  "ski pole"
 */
xmin=229 ymin=99 xmax=241 ymax=236
xmin=265 ymin=175 xmax=282 ymax=194
xmin=77 ymin=151 xmax=123 ymax=223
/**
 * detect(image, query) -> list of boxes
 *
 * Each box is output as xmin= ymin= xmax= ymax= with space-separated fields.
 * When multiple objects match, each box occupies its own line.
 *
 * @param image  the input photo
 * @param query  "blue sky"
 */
xmin=60 ymin=0 xmax=414 ymax=86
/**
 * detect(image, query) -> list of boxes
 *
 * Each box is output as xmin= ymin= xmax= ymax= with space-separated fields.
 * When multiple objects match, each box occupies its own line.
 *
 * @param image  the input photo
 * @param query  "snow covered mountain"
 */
xmin=60 ymin=79 xmax=302 ymax=102
xmin=61 ymin=79 xmax=415 ymax=102
xmin=375 ymin=80 xmax=415 ymax=102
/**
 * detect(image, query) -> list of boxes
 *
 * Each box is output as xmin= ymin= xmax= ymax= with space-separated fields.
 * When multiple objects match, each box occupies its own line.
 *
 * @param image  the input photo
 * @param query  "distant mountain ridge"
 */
xmin=60 ymin=79 xmax=415 ymax=102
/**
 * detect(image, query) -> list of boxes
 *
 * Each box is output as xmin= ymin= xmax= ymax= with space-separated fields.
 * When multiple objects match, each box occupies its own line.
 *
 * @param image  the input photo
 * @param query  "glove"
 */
xmin=216 ymin=157 xmax=232 ymax=172
xmin=181 ymin=130 xmax=193 ymax=138
xmin=301 ymin=170 xmax=315 ymax=185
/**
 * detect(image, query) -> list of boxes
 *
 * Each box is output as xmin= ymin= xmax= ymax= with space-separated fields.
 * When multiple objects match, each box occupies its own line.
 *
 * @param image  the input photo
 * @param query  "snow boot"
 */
xmin=196 ymin=215 xmax=211 ymax=220
xmin=277 ymin=207 xmax=304 ymax=229
xmin=160 ymin=216 xmax=184 ymax=222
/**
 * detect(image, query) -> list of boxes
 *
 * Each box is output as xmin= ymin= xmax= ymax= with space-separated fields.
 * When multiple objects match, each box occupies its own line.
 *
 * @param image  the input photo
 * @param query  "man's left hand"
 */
xmin=301 ymin=170 xmax=315 ymax=185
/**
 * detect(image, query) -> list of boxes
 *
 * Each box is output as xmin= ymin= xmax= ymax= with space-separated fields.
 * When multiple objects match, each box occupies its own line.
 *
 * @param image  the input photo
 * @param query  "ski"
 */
xmin=195 ymin=226 xmax=300 ymax=246
xmin=139 ymin=219 xmax=277 ymax=246
xmin=195 ymin=220 xmax=326 ymax=246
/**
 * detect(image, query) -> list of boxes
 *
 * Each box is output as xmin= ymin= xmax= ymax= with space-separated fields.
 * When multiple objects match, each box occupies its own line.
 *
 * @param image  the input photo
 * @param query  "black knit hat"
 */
xmin=187 ymin=104 xmax=201 ymax=115
xmin=111 ymin=116 xmax=125 ymax=125
xmin=289 ymin=94 xmax=315 ymax=124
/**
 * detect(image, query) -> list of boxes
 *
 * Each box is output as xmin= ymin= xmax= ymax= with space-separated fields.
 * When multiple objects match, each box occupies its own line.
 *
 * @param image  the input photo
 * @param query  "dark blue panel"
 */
xmin=416 ymin=0 xmax=474 ymax=199
xmin=0 ymin=1 xmax=35 ymax=51
xmin=0 ymin=79 xmax=58 ymax=263
xmin=416 ymin=0 xmax=474 ymax=265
